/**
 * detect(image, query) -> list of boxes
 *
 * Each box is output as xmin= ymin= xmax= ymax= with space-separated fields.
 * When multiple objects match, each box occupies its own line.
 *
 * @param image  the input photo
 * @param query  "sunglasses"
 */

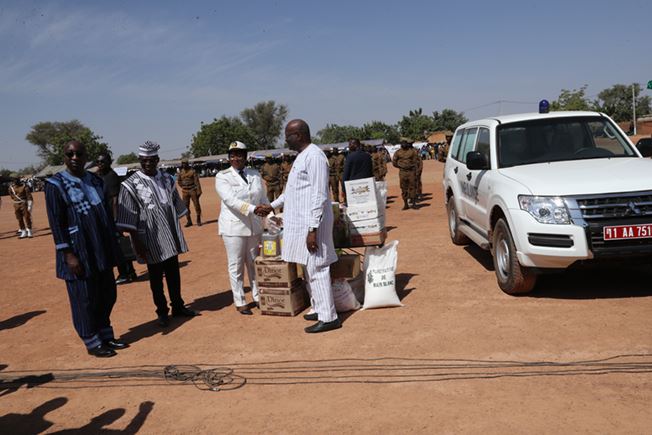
xmin=65 ymin=150 xmax=86 ymax=158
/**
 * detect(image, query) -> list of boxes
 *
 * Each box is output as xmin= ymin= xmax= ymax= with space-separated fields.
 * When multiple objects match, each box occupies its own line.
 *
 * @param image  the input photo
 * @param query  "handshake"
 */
xmin=254 ymin=204 xmax=274 ymax=217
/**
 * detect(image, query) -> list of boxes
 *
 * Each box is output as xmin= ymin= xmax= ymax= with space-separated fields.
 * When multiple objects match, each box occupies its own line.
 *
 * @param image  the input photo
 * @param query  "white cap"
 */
xmin=228 ymin=141 xmax=248 ymax=153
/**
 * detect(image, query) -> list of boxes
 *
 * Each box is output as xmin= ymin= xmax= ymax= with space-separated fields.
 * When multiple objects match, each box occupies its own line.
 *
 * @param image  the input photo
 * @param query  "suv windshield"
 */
xmin=497 ymin=116 xmax=636 ymax=168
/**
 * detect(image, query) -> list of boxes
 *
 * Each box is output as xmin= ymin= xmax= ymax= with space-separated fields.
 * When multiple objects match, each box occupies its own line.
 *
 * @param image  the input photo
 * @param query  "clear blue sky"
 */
xmin=1 ymin=0 xmax=649 ymax=169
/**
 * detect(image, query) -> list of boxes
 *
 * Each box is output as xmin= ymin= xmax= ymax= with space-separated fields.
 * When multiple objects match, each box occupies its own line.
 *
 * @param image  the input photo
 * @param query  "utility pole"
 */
xmin=632 ymin=84 xmax=637 ymax=135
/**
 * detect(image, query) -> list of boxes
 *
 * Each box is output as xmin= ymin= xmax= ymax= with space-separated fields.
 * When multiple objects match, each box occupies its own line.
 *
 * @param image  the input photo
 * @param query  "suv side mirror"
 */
xmin=466 ymin=151 xmax=489 ymax=170
xmin=637 ymin=143 xmax=652 ymax=158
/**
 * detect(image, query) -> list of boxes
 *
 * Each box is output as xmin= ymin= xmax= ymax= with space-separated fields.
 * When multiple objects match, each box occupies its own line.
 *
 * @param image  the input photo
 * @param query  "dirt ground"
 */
xmin=1 ymin=161 xmax=651 ymax=434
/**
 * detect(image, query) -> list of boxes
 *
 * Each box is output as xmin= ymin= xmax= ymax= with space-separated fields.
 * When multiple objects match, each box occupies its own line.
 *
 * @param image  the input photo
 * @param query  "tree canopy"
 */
xmin=25 ymin=120 xmax=110 ymax=166
xmin=398 ymin=108 xmax=437 ymax=141
xmin=594 ymin=83 xmax=651 ymax=122
xmin=240 ymin=100 xmax=288 ymax=149
xmin=116 ymin=152 xmax=139 ymax=164
xmin=550 ymin=85 xmax=594 ymax=111
xmin=190 ymin=116 xmax=257 ymax=157
xmin=314 ymin=124 xmax=364 ymax=144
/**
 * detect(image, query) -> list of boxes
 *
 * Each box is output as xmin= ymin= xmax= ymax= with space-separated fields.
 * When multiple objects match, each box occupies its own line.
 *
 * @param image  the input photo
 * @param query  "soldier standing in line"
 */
xmin=280 ymin=153 xmax=293 ymax=191
xmin=10 ymin=178 xmax=33 ymax=238
xmin=327 ymin=148 xmax=344 ymax=202
xmin=177 ymin=158 xmax=202 ymax=227
xmin=416 ymin=150 xmax=424 ymax=201
xmin=392 ymin=140 xmax=419 ymax=210
xmin=261 ymin=155 xmax=281 ymax=202
xmin=438 ymin=134 xmax=453 ymax=162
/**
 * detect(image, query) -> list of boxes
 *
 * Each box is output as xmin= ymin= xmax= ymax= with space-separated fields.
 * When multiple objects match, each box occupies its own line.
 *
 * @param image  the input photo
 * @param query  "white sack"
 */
xmin=332 ymin=278 xmax=361 ymax=312
xmin=348 ymin=273 xmax=365 ymax=304
xmin=362 ymin=240 xmax=402 ymax=309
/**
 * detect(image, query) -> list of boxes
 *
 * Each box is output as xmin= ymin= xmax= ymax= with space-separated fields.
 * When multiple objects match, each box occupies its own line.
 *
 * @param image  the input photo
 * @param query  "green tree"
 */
xmin=361 ymin=121 xmax=400 ymax=144
xmin=314 ymin=124 xmax=364 ymax=144
xmin=593 ymin=83 xmax=652 ymax=122
xmin=116 ymin=152 xmax=140 ymax=164
xmin=190 ymin=116 xmax=257 ymax=156
xmin=550 ymin=85 xmax=594 ymax=111
xmin=25 ymin=120 xmax=109 ymax=166
xmin=397 ymin=108 xmax=436 ymax=141
xmin=432 ymin=109 xmax=468 ymax=132
xmin=240 ymin=100 xmax=288 ymax=149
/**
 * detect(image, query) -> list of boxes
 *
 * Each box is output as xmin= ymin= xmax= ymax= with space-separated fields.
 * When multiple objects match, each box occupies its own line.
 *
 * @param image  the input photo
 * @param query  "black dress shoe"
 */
xmin=157 ymin=314 xmax=170 ymax=327
xmin=103 ymin=339 xmax=129 ymax=350
xmin=172 ymin=307 xmax=198 ymax=317
xmin=87 ymin=344 xmax=117 ymax=358
xmin=303 ymin=312 xmax=318 ymax=321
xmin=238 ymin=309 xmax=253 ymax=315
xmin=115 ymin=276 xmax=128 ymax=285
xmin=304 ymin=319 xmax=342 ymax=334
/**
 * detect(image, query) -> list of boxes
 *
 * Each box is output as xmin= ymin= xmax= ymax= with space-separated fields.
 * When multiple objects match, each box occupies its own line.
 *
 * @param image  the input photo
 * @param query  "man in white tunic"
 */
xmin=215 ymin=141 xmax=270 ymax=315
xmin=266 ymin=119 xmax=341 ymax=333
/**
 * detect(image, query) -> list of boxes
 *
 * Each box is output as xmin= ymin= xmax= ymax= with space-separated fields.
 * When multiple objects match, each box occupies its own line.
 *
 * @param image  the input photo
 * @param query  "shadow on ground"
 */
xmin=0 ymin=310 xmax=46 ymax=331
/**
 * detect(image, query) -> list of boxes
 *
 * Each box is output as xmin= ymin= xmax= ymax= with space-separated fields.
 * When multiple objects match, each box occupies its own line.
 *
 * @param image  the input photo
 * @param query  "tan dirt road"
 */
xmin=1 ymin=161 xmax=651 ymax=433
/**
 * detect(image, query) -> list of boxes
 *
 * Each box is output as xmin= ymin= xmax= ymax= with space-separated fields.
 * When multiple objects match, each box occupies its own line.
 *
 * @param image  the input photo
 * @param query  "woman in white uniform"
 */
xmin=215 ymin=141 xmax=270 ymax=315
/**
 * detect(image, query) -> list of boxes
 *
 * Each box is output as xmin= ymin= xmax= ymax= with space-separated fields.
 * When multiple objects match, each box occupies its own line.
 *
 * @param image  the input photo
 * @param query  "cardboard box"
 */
xmin=348 ymin=217 xmax=384 ymax=236
xmin=345 ymin=178 xmax=378 ymax=206
xmin=346 ymin=202 xmax=381 ymax=221
xmin=259 ymin=283 xmax=308 ymax=316
xmin=330 ymin=254 xmax=361 ymax=279
xmin=350 ymin=230 xmax=387 ymax=247
xmin=255 ymin=256 xmax=300 ymax=288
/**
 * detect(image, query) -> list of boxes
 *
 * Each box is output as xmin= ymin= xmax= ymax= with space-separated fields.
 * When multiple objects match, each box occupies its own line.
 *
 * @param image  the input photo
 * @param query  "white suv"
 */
xmin=443 ymin=111 xmax=652 ymax=294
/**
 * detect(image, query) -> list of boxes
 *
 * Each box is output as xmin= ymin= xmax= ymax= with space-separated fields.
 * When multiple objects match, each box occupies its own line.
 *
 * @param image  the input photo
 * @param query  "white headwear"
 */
xmin=139 ymin=141 xmax=160 ymax=157
xmin=228 ymin=141 xmax=248 ymax=153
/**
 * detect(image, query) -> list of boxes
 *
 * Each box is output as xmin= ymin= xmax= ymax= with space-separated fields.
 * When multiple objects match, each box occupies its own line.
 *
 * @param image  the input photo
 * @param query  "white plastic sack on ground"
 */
xmin=332 ymin=278 xmax=361 ymax=312
xmin=362 ymin=240 xmax=402 ymax=309
xmin=348 ymin=273 xmax=365 ymax=304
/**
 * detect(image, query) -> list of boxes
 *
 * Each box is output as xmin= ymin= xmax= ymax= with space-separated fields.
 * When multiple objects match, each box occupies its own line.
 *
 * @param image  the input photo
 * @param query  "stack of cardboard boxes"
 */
xmin=255 ymin=256 xmax=308 ymax=316
xmin=344 ymin=177 xmax=387 ymax=247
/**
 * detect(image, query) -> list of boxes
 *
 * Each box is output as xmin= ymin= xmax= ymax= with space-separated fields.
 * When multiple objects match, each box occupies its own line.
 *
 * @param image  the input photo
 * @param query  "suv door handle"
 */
xmin=453 ymin=167 xmax=458 ymax=174
xmin=466 ymin=172 xmax=472 ymax=181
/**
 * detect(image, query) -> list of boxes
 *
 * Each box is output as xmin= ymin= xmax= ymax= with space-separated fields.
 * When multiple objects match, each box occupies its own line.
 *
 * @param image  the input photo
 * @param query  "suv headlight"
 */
xmin=518 ymin=195 xmax=570 ymax=224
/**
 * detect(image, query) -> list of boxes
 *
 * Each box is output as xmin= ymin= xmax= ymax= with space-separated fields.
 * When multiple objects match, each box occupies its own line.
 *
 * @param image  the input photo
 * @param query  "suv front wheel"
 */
xmin=492 ymin=218 xmax=537 ymax=295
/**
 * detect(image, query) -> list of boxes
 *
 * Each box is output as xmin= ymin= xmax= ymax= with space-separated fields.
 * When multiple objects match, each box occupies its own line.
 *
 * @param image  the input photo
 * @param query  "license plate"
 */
xmin=603 ymin=224 xmax=652 ymax=241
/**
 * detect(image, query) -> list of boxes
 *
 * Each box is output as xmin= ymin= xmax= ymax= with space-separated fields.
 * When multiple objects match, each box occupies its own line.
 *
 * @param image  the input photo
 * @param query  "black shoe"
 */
xmin=87 ymin=344 xmax=117 ymax=358
xmin=304 ymin=319 xmax=342 ymax=334
xmin=253 ymin=302 xmax=260 ymax=309
xmin=157 ymin=314 xmax=170 ymax=327
xmin=303 ymin=312 xmax=318 ymax=321
xmin=185 ymin=221 xmax=193 ymax=227
xmin=129 ymin=271 xmax=138 ymax=281
xmin=115 ymin=276 xmax=128 ymax=285
xmin=172 ymin=307 xmax=198 ymax=317
xmin=402 ymin=202 xmax=409 ymax=210
xmin=238 ymin=309 xmax=253 ymax=315
xmin=103 ymin=339 xmax=129 ymax=350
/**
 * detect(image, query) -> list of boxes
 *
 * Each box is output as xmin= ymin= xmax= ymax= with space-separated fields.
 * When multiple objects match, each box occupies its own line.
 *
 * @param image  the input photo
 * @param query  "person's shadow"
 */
xmin=51 ymin=401 xmax=154 ymax=434
xmin=0 ymin=397 xmax=67 ymax=434
xmin=0 ymin=364 xmax=54 ymax=398
xmin=0 ymin=310 xmax=46 ymax=331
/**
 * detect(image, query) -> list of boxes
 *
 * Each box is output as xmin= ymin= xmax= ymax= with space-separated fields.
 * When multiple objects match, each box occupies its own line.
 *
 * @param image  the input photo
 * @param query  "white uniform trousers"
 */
xmin=303 ymin=255 xmax=337 ymax=322
xmin=222 ymin=235 xmax=260 ymax=308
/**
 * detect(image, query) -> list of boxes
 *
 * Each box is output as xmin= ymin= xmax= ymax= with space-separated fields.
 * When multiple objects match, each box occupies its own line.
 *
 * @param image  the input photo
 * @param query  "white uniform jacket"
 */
xmin=215 ymin=166 xmax=269 ymax=237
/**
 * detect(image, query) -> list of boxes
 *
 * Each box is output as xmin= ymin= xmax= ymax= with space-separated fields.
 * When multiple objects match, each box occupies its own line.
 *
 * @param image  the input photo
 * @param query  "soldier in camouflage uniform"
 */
xmin=328 ymin=147 xmax=344 ymax=202
xmin=10 ymin=178 xmax=33 ymax=238
xmin=177 ymin=158 xmax=202 ymax=227
xmin=416 ymin=151 xmax=423 ymax=200
xmin=280 ymin=153 xmax=293 ymax=191
xmin=261 ymin=155 xmax=282 ymax=202
xmin=392 ymin=140 xmax=419 ymax=210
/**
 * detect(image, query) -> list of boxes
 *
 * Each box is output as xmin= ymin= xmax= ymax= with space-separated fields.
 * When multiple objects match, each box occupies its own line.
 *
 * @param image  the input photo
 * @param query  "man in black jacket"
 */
xmin=342 ymin=139 xmax=373 ymax=202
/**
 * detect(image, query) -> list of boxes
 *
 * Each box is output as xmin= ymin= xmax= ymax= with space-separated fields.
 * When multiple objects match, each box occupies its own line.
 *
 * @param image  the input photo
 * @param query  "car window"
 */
xmin=459 ymin=128 xmax=478 ymax=163
xmin=476 ymin=127 xmax=491 ymax=164
xmin=497 ymin=116 xmax=636 ymax=168
xmin=450 ymin=130 xmax=464 ymax=161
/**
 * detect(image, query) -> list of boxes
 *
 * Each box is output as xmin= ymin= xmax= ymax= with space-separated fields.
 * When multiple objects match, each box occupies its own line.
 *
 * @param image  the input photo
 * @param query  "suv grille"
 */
xmin=571 ymin=191 xmax=652 ymax=256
